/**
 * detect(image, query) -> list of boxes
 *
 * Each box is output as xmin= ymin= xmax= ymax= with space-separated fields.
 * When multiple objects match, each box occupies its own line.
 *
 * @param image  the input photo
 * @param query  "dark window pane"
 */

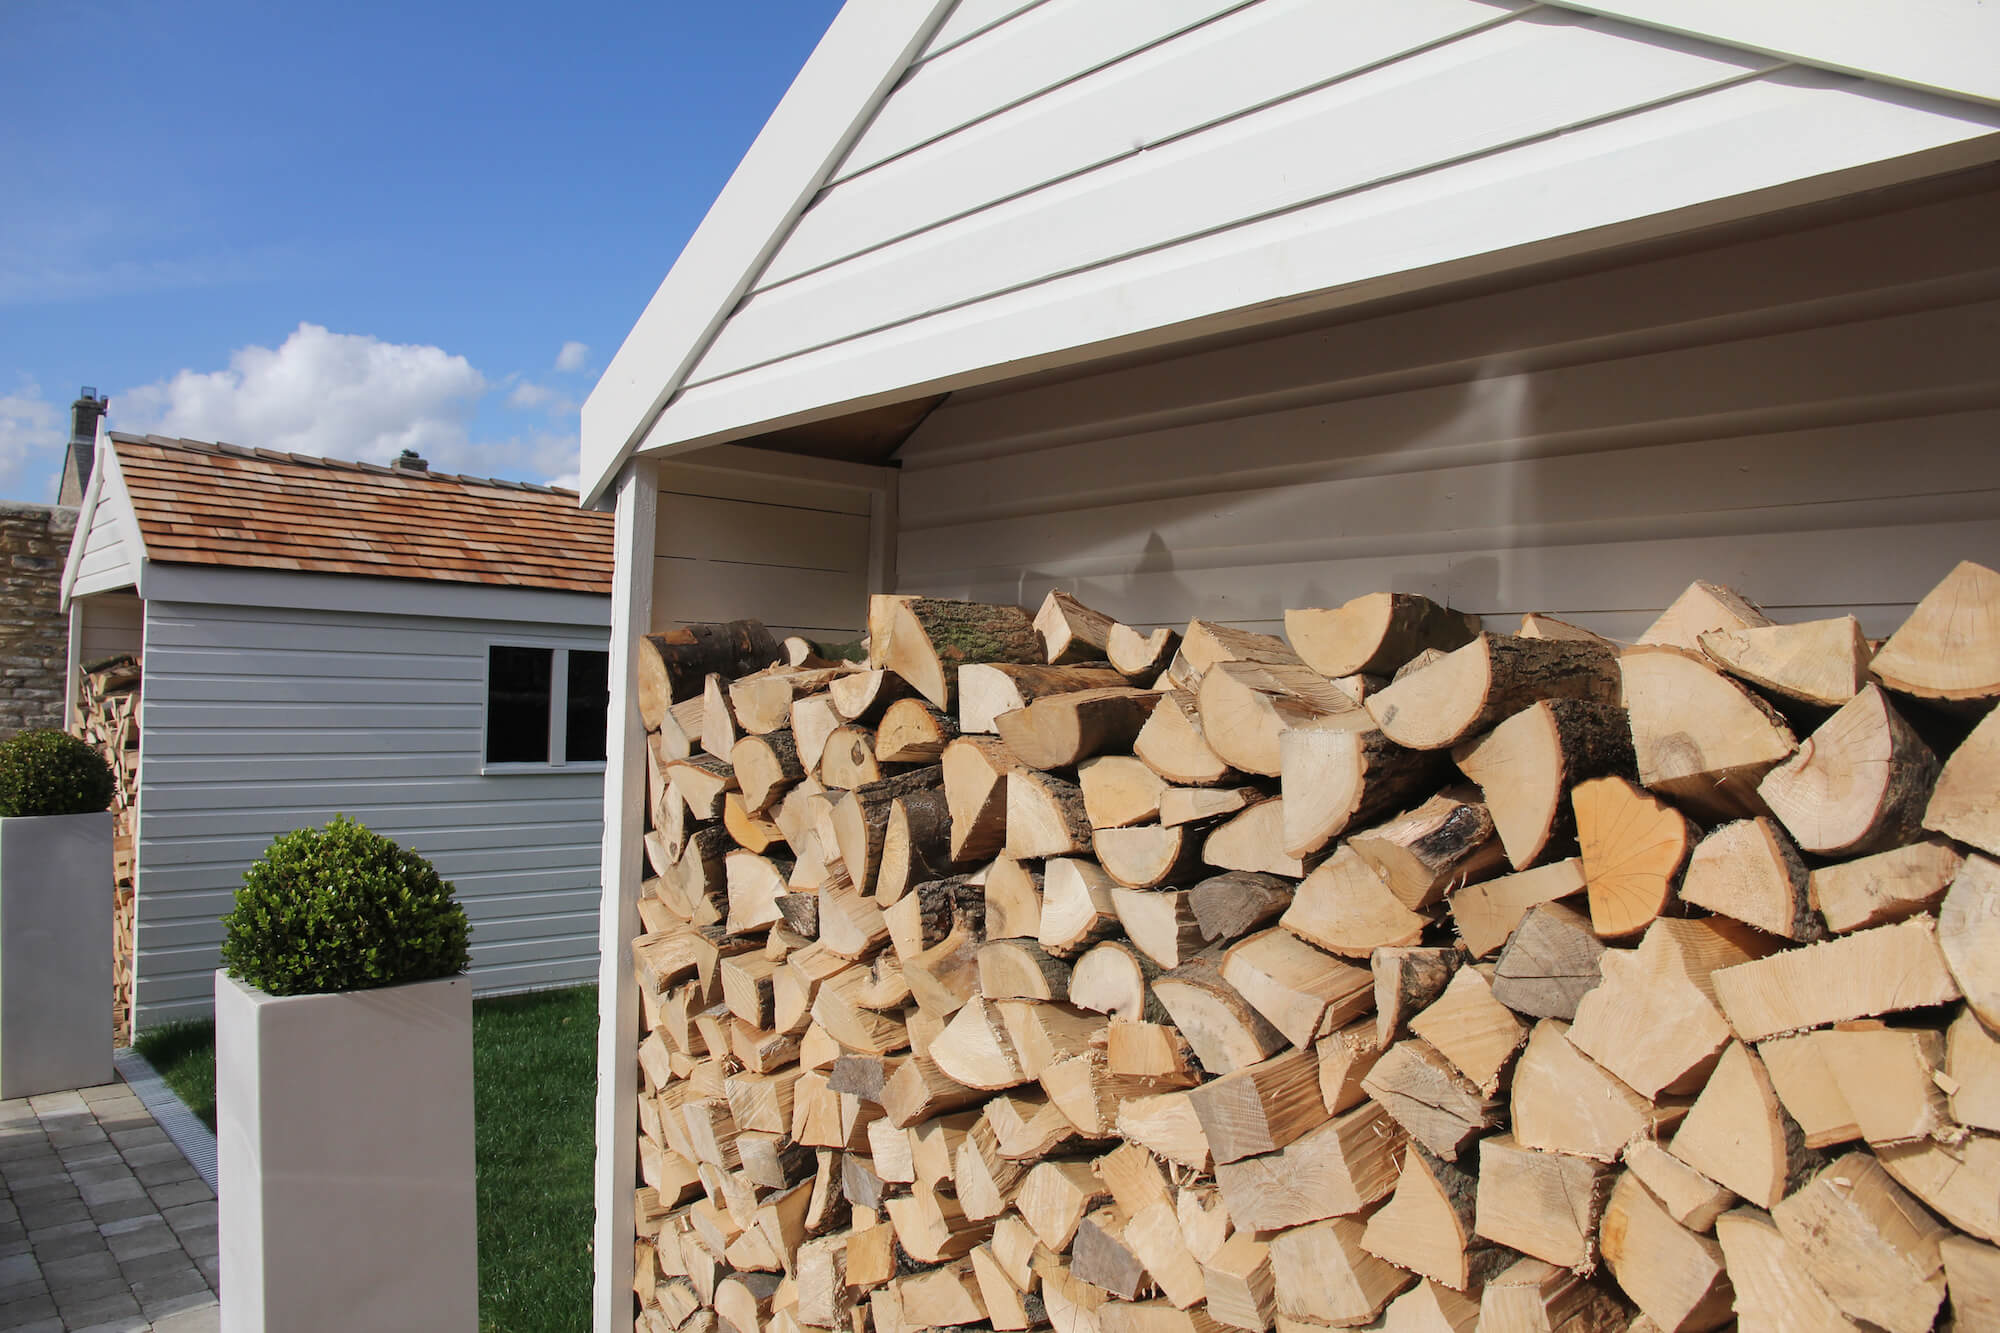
xmin=565 ymin=650 xmax=610 ymax=763
xmin=488 ymin=646 xmax=552 ymax=763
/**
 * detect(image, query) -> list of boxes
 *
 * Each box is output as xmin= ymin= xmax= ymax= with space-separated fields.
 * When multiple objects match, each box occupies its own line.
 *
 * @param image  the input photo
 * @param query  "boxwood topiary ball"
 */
xmin=220 ymin=815 xmax=472 ymax=997
xmin=0 ymin=729 xmax=115 ymax=818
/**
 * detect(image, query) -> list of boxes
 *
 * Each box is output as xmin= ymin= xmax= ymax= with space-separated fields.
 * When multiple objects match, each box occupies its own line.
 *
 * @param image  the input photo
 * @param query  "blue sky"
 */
xmin=0 ymin=0 xmax=843 ymax=501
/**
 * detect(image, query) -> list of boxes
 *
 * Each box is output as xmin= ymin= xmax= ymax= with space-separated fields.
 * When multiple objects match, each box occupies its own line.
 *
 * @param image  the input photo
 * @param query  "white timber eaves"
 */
xmin=60 ymin=433 xmax=148 ymax=607
xmin=579 ymin=0 xmax=2000 ymax=504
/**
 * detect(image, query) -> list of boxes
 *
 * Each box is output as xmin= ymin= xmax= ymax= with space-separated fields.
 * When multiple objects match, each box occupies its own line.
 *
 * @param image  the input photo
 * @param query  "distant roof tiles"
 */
xmin=108 ymin=434 xmax=612 ymax=596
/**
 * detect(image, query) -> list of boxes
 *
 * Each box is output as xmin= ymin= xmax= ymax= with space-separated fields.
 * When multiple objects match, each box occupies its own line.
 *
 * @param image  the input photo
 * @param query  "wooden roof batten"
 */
xmin=580 ymin=0 xmax=2000 ymax=505
xmin=101 ymin=432 xmax=613 ymax=597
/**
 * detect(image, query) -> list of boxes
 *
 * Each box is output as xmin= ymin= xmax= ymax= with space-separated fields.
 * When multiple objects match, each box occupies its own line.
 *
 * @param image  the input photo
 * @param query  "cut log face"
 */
xmin=790 ymin=695 xmax=843 ymax=777
xmin=1069 ymin=941 xmax=1160 ymax=1023
xmin=1134 ymin=689 xmax=1232 ymax=786
xmin=1407 ymin=966 xmax=1527 ymax=1097
xmin=1869 ymin=559 xmax=2000 ymax=704
xmin=1712 ymin=1207 xmax=1861 ymax=1331
xmin=1006 ymin=771 xmax=1093 ymax=860
xmin=1266 ymin=1215 xmax=1413 ymax=1328
xmin=1944 ymin=1234 xmax=2000 ymax=1330
xmin=1117 ymin=1090 xmax=1212 ymax=1172
xmin=1285 ymin=593 xmax=1483 ymax=680
xmin=1281 ymin=845 xmax=1426 ymax=959
xmin=1567 ymin=917 xmax=1773 ymax=1098
xmin=984 ymin=856 xmax=1044 ymax=942
xmin=1477 ymin=1257 xmax=1625 ymax=1333
xmin=961 ymin=664 xmax=1129 ymax=735
xmin=1109 ymin=623 xmax=1180 ymax=680
xmin=1453 ymin=700 xmax=1634 ymax=870
xmin=1361 ymin=1040 xmax=1500 ymax=1162
xmin=1949 ymin=1007 xmax=2000 ymax=1133
xmin=1039 ymin=857 xmax=1120 ymax=958
xmin=1573 ymin=775 xmax=1694 ymax=940
xmin=1472 ymin=1136 xmax=1610 ymax=1272
xmin=1373 ymin=947 xmax=1463 ymax=1047
xmin=1111 ymin=887 xmax=1205 ymax=971
xmin=1096 ymin=826 xmax=1203 ymax=892
xmin=1618 ymin=647 xmax=1796 ymax=821
xmin=1710 ymin=915 xmax=1961 ymax=1042
xmin=1160 ymin=784 xmax=1262 ymax=829
xmin=1597 ymin=1173 xmax=1733 ymax=1333
xmin=1154 ymin=957 xmax=1287 ymax=1076
xmin=1666 ymin=1041 xmax=1811 ymax=1209
xmin=1036 ymin=590 xmax=1116 ymax=665
xmin=1773 ymin=1153 xmax=1950 ymax=1333
xmin=1202 ymin=799 xmax=1306 ymax=878
xmin=943 ymin=736 xmax=1025 ymax=863
xmin=1201 ymin=1233 xmax=1275 ymax=1333
xmin=1198 ymin=660 xmax=1369 ymax=777
xmin=1697 ymin=615 xmax=1871 ymax=708
xmin=1625 ymin=1140 xmax=1732 ymax=1235
xmin=1637 ymin=580 xmax=1771 ymax=652
xmin=1213 ymin=1099 xmax=1406 ymax=1232
xmin=1079 ymin=755 xmax=1170 ymax=830
xmin=1760 ymin=684 xmax=1939 ymax=858
xmin=1350 ymin=788 xmax=1505 ymax=911
xmin=1510 ymin=1019 xmax=1667 ymax=1163
xmin=1678 ymin=816 xmax=1820 ymax=941
xmin=1878 ymin=1133 xmax=2000 ymax=1245
xmin=1189 ymin=871 xmax=1291 ymax=947
xmin=1359 ymin=1146 xmax=1502 ymax=1293
xmin=1221 ymin=929 xmax=1373 ymax=1051
xmin=998 ymin=687 xmax=1163 ymax=770
xmin=1489 ymin=901 xmax=1604 ymax=1022
xmin=876 ymin=699 xmax=959 ymax=764
xmin=1450 ymin=859 xmax=1586 ymax=960
xmin=1809 ymin=837 xmax=1963 ymax=933
xmin=869 ymin=596 xmax=1046 ymax=710
xmin=1940 ymin=852 xmax=2000 ymax=1029
xmin=1363 ymin=635 xmax=1619 ymax=752
xmin=1517 ymin=612 xmax=1616 ymax=647
xmin=1282 ymin=727 xmax=1447 ymax=859
xmin=1924 ymin=703 xmax=2000 ymax=856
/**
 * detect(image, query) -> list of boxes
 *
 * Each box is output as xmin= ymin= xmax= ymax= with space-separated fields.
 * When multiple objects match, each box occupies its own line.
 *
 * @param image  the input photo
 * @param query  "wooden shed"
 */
xmin=62 ymin=433 xmax=615 ymax=1034
xmin=582 ymin=1 xmax=2000 ymax=1323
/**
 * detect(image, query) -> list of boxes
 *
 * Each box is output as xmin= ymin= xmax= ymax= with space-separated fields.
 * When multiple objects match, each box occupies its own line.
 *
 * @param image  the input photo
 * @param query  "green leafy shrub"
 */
xmin=0 ymin=730 xmax=115 ymax=817
xmin=220 ymin=816 xmax=471 ymax=996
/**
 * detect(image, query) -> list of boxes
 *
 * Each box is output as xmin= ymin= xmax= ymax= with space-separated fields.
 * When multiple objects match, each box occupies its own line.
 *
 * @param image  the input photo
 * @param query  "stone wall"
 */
xmin=0 ymin=503 xmax=77 ymax=739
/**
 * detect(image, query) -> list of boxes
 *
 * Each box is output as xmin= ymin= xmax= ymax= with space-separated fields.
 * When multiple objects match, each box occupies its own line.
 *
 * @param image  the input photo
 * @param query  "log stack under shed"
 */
xmin=628 ymin=563 xmax=2000 ymax=1333
xmin=74 ymin=654 xmax=142 ymax=1043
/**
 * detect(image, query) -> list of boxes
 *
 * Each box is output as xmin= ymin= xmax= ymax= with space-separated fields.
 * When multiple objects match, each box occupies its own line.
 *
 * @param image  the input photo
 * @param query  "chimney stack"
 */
xmin=391 ymin=449 xmax=428 ymax=473
xmin=55 ymin=387 xmax=108 ymax=508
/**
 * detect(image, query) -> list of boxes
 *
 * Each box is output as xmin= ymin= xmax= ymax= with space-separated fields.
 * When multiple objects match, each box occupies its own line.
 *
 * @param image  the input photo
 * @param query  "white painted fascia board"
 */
xmin=60 ymin=436 xmax=146 ymax=608
xmin=579 ymin=0 xmax=959 ymax=506
xmin=1537 ymin=0 xmax=2000 ymax=108
xmin=57 ymin=444 xmax=106 ymax=610
xmin=140 ymin=564 xmax=613 ymax=628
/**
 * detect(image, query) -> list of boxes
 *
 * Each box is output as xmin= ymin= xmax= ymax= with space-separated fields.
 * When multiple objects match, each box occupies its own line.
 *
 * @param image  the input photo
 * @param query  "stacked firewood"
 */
xmin=629 ymin=561 xmax=2000 ymax=1333
xmin=75 ymin=654 xmax=142 ymax=1041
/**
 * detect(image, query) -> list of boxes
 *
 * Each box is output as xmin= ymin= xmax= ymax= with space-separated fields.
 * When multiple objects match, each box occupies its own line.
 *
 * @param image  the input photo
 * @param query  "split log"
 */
xmin=1280 ymin=847 xmax=1426 ymax=959
xmin=1154 ymin=956 xmax=1287 ymax=1075
xmin=1666 ymin=1042 xmax=1812 ymax=1209
xmin=731 ymin=666 xmax=856 ymax=736
xmin=1111 ymin=887 xmax=1205 ymax=971
xmin=875 ymin=699 xmax=958 ymax=763
xmin=829 ymin=669 xmax=918 ymax=725
xmin=868 ymin=596 xmax=1045 ymax=710
xmin=1637 ymin=580 xmax=1770 ymax=652
xmin=1376 ymin=1281 xmax=1481 ymax=1333
xmin=1453 ymin=701 xmax=1634 ymax=870
xmin=830 ymin=767 xmax=944 ymax=895
xmin=1567 ymin=917 xmax=1771 ymax=1098
xmin=1472 ymin=1136 xmax=1610 ymax=1272
xmin=1035 ymin=590 xmax=1116 ymax=664
xmin=1711 ymin=1208 xmax=1860 ymax=1332
xmin=1188 ymin=871 xmax=1291 ymax=947
xmin=1449 ymin=859 xmax=1586 ymax=960
xmin=943 ymin=736 xmax=1025 ymax=862
xmin=1940 ymin=852 xmax=2000 ymax=1027
xmin=1200 ymin=1233 xmax=1274 ymax=1332
xmin=1039 ymin=857 xmax=1121 ymax=957
xmin=1079 ymin=755 xmax=1169 ymax=829
xmin=1361 ymin=1040 xmax=1501 ymax=1162
xmin=1363 ymin=635 xmax=1618 ymax=752
xmin=1115 ymin=1090 xmax=1210 ymax=1172
xmin=1597 ymin=1173 xmax=1732 ymax=1333
xmin=1186 ymin=1047 xmax=1323 ymax=1164
xmin=1678 ymin=816 xmax=1819 ymax=941
xmin=1697 ymin=615 xmax=1871 ymax=708
xmin=733 ymin=731 xmax=805 ymax=814
xmin=1572 ymin=775 xmax=1694 ymax=939
xmin=1018 ymin=1160 xmax=1107 ymax=1251
xmin=1925 ymin=702 xmax=2000 ymax=856
xmin=1108 ymin=624 xmax=1180 ymax=680
xmin=1758 ymin=684 xmax=1938 ymax=857
xmin=723 ymin=792 xmax=785 ymax=855
xmin=884 ymin=1180 xmax=991 ymax=1264
xmin=1510 ymin=1019 xmax=1668 ymax=1163
xmin=1944 ymin=1234 xmax=2000 ymax=1330
xmin=1214 ymin=1099 xmax=1405 ymax=1232
xmin=1069 ymin=942 xmax=1161 ymax=1022
xmin=961 ymin=664 xmax=1128 ymax=734
xmin=1350 ymin=789 xmax=1506 ymax=911
xmin=639 ymin=621 xmax=783 ymax=722
xmin=1809 ymin=837 xmax=1962 ymax=933
xmin=1285 ymin=593 xmax=1483 ymax=679
xmin=1949 ymin=1007 xmax=2000 ymax=1132
xmin=1070 ymin=1209 xmax=1149 ymax=1301
xmin=725 ymin=852 xmax=792 ymax=937
xmin=1763 ymin=1025 xmax=1946 ymax=1148
xmin=978 ymin=940 xmax=1071 ymax=1003
xmin=905 ymin=906 xmax=984 ymax=1017
xmin=1202 ymin=800 xmax=1306 ymax=878
xmin=1106 ymin=1020 xmax=1194 ymax=1083
xmin=1624 ymin=1141 xmax=1731 ymax=1234
xmin=1096 ymin=826 xmax=1203 ymax=892
xmin=1159 ymin=785 xmax=1263 ymax=828
xmin=789 ymin=695 xmax=843 ymax=777
xmin=1134 ymin=690 xmax=1231 ymax=786
xmin=1618 ymin=647 xmax=1795 ymax=821
xmin=1477 ymin=1257 xmax=1625 ymax=1333
xmin=1868 ymin=559 xmax=2000 ymax=705
xmin=881 ymin=1056 xmax=986 ymax=1129
xmin=1373 ymin=947 xmax=1463 ymax=1046
xmin=928 ymin=996 xmax=1029 ymax=1092
xmin=1199 ymin=660 xmax=1369 ymax=777
xmin=1006 ymin=771 xmax=1092 ymax=860
xmin=1316 ymin=1019 xmax=1387 ymax=1116
xmin=1772 ymin=1153 xmax=1949 ymax=1333
xmin=1517 ymin=613 xmax=1616 ymax=648
xmin=1221 ymin=929 xmax=1372 ymax=1050
xmin=875 ymin=788 xmax=954 ymax=907
xmin=667 ymin=754 xmax=738 ymax=821
xmin=1880 ymin=1133 xmax=2000 ymax=1244
xmin=1266 ymin=1215 xmax=1413 ymax=1328
xmin=984 ymin=856 xmax=1044 ymax=942
xmin=702 ymin=673 xmax=743 ymax=760
xmin=1360 ymin=1147 xmax=1507 ymax=1293
xmin=1711 ymin=915 xmax=1960 ymax=1042
xmin=998 ymin=687 xmax=1162 ymax=769
xmin=818 ymin=725 xmax=885 ymax=788
xmin=816 ymin=880 xmax=889 ymax=960
xmin=1407 ymin=966 xmax=1527 ymax=1096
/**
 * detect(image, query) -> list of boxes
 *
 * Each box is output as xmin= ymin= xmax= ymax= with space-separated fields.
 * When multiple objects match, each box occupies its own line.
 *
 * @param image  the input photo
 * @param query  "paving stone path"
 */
xmin=0 ymin=1083 xmax=218 ymax=1331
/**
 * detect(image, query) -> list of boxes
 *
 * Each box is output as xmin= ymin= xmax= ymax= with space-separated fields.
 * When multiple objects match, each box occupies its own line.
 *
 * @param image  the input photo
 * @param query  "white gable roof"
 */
xmin=582 ymin=0 xmax=2000 ymax=502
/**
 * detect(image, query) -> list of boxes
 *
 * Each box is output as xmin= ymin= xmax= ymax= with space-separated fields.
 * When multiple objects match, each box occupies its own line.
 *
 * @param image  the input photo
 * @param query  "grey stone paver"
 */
xmin=0 ymin=1086 xmax=216 ymax=1331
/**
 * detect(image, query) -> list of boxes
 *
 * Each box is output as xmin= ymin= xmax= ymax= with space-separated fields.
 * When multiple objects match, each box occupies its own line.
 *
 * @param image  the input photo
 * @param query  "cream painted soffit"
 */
xmin=579 ymin=0 xmax=957 ymax=505
xmin=579 ymin=0 xmax=2000 ymax=505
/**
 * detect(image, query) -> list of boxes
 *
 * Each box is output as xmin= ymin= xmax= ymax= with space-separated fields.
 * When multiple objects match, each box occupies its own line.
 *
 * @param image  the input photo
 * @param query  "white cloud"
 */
xmin=0 ymin=382 xmax=62 ymax=498
xmin=112 ymin=323 xmax=582 ymax=487
xmin=554 ymin=341 xmax=589 ymax=373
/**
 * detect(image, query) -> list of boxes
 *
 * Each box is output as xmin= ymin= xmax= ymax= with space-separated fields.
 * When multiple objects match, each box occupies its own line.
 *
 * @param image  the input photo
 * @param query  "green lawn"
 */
xmin=134 ymin=985 xmax=597 ymax=1333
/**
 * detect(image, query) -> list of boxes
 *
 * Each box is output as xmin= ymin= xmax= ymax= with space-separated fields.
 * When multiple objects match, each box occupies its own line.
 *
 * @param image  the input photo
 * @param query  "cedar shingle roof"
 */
xmin=108 ymin=434 xmax=612 ymax=596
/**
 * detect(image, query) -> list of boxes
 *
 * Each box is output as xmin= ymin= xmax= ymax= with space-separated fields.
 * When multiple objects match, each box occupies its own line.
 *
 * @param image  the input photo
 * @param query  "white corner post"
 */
xmin=593 ymin=456 xmax=658 ymax=1333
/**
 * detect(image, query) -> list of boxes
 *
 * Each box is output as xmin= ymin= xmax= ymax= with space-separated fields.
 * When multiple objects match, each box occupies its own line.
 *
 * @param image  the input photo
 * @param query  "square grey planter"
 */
xmin=0 ymin=811 xmax=113 ymax=1098
xmin=216 ymin=971 xmax=476 ymax=1332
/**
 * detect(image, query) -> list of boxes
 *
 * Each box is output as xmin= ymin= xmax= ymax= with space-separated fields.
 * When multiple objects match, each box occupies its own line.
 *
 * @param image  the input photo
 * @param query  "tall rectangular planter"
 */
xmin=0 ymin=811 xmax=113 ymax=1098
xmin=216 ymin=971 xmax=476 ymax=1333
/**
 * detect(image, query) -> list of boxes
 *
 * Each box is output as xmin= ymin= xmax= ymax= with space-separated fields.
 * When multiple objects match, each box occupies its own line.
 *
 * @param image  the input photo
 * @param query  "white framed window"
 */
xmin=483 ymin=643 xmax=610 ymax=773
